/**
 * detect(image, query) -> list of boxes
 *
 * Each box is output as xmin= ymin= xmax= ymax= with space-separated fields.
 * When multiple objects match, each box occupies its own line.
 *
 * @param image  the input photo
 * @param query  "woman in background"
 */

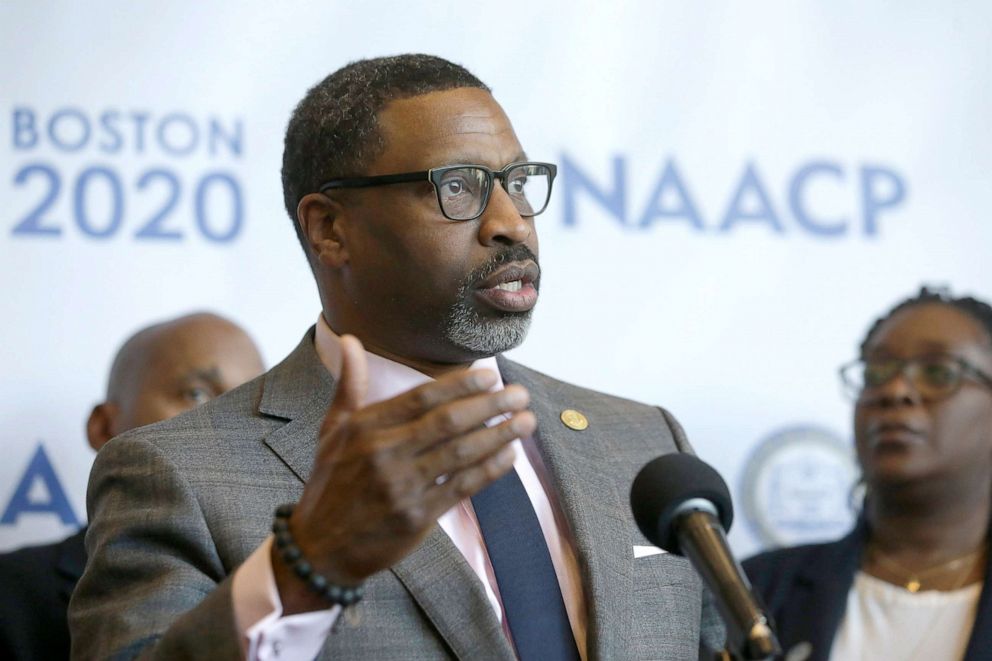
xmin=743 ymin=287 xmax=992 ymax=661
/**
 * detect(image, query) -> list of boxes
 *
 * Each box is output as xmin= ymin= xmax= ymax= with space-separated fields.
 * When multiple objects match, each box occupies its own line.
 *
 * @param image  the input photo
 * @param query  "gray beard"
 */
xmin=443 ymin=244 xmax=539 ymax=357
xmin=443 ymin=295 xmax=533 ymax=357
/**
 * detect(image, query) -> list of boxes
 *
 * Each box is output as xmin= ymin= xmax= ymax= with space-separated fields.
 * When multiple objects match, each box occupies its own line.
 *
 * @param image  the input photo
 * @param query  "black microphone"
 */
xmin=630 ymin=454 xmax=781 ymax=660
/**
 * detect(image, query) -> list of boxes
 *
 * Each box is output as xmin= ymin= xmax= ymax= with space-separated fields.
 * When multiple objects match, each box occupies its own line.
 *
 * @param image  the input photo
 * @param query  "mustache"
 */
xmin=467 ymin=245 xmax=540 ymax=288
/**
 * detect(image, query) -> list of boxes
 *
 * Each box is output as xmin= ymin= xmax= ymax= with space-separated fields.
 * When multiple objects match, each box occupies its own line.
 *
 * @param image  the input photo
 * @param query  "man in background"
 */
xmin=0 ymin=312 xmax=265 ymax=660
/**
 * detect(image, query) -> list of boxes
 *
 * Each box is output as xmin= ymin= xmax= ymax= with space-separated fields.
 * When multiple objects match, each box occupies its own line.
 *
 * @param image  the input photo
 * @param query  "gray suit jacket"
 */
xmin=70 ymin=329 xmax=724 ymax=660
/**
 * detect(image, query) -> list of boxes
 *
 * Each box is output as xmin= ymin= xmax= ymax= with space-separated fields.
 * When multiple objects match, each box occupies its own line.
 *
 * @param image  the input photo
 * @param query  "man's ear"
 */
xmin=298 ymin=192 xmax=349 ymax=268
xmin=86 ymin=402 xmax=119 ymax=452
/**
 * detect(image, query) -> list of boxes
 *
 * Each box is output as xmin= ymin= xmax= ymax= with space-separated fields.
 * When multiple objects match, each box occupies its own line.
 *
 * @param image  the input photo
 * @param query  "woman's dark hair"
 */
xmin=860 ymin=285 xmax=992 ymax=355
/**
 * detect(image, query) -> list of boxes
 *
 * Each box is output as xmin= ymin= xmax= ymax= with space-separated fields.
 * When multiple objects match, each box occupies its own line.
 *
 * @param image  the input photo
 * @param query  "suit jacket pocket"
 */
xmin=630 ymin=552 xmax=705 ymax=660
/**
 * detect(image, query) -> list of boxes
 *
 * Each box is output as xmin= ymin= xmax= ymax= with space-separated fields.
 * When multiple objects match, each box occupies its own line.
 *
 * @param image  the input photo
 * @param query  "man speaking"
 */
xmin=71 ymin=54 xmax=723 ymax=660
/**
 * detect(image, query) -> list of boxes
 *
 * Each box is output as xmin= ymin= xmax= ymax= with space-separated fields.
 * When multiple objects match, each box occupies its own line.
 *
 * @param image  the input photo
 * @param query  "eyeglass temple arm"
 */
xmin=966 ymin=364 xmax=992 ymax=389
xmin=320 ymin=171 xmax=430 ymax=192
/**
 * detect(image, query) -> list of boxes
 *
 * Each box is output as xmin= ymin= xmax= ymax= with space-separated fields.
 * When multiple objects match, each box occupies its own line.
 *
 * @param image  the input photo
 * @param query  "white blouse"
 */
xmin=829 ymin=571 xmax=981 ymax=661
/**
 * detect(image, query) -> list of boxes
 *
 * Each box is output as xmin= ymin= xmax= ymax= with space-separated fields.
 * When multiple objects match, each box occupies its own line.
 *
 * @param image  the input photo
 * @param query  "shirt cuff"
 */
xmin=232 ymin=535 xmax=341 ymax=660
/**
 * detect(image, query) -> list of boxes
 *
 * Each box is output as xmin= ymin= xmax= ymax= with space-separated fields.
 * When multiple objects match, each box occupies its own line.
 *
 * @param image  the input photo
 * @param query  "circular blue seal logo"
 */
xmin=740 ymin=425 xmax=858 ymax=548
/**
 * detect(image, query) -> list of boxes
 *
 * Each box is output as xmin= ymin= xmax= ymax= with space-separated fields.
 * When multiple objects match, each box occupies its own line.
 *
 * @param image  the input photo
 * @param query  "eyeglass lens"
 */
xmin=436 ymin=164 xmax=552 ymax=220
xmin=852 ymin=357 xmax=962 ymax=398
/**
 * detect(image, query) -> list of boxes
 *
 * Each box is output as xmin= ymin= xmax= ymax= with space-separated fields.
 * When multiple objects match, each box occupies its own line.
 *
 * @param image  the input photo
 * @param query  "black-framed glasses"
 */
xmin=318 ymin=161 xmax=557 ymax=222
xmin=838 ymin=354 xmax=992 ymax=402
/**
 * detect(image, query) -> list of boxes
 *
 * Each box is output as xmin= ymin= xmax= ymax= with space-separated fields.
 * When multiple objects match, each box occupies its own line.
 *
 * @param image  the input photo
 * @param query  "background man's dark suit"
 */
xmin=0 ymin=529 xmax=86 ymax=660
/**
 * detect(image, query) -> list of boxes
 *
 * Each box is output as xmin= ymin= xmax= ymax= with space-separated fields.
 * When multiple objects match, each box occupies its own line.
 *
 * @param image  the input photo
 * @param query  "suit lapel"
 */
xmin=391 ymin=527 xmax=515 ymax=660
xmin=262 ymin=409 xmax=327 ymax=483
xmin=259 ymin=328 xmax=336 ymax=483
xmin=499 ymin=358 xmax=633 ymax=661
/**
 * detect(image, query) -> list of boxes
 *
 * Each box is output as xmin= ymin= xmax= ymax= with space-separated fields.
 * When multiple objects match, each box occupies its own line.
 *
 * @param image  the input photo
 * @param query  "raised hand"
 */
xmin=273 ymin=335 xmax=536 ymax=612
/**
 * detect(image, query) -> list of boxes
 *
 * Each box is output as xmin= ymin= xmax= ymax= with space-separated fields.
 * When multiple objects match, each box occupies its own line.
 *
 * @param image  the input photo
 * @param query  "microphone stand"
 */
xmin=676 ymin=500 xmax=781 ymax=661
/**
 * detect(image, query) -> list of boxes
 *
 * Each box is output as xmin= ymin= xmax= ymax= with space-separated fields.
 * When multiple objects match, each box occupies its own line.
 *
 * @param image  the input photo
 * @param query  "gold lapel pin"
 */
xmin=560 ymin=409 xmax=589 ymax=431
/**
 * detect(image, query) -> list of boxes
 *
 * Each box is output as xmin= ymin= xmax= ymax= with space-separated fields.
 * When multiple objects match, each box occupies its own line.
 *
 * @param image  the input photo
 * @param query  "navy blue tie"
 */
xmin=471 ymin=467 xmax=581 ymax=661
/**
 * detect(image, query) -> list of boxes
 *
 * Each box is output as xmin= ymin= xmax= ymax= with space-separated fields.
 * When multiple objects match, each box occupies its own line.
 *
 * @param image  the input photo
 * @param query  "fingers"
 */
xmin=405 ymin=411 xmax=535 ymax=525
xmin=352 ymin=368 xmax=500 ymax=430
xmin=383 ymin=431 xmax=520 ymax=537
xmin=421 ymin=441 xmax=518 ymax=515
xmin=416 ymin=410 xmax=536 ymax=478
xmin=398 ymin=385 xmax=531 ymax=454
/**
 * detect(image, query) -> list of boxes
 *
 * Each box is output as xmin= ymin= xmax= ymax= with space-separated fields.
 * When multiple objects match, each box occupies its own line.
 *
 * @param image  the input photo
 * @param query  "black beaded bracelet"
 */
xmin=272 ymin=503 xmax=364 ymax=607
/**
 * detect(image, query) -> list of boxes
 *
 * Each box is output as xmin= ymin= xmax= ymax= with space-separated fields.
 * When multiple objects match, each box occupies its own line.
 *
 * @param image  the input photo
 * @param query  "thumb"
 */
xmin=329 ymin=334 xmax=368 ymax=415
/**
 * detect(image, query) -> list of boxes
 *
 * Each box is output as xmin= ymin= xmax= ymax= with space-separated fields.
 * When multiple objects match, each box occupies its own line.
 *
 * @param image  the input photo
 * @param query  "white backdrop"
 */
xmin=2 ymin=0 xmax=989 ymax=557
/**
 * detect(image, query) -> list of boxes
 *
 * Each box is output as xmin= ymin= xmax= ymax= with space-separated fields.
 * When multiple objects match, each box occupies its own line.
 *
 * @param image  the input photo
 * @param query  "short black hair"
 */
xmin=281 ymin=54 xmax=491 ymax=257
xmin=860 ymin=285 xmax=992 ymax=355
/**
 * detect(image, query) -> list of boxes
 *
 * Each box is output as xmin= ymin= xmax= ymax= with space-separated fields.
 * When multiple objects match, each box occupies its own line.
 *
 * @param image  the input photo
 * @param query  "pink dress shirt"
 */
xmin=230 ymin=317 xmax=587 ymax=660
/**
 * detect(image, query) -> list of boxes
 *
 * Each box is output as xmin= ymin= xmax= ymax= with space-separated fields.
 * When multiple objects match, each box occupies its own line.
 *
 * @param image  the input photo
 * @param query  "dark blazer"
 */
xmin=70 ymin=329 xmax=725 ymax=660
xmin=742 ymin=521 xmax=992 ymax=661
xmin=0 ymin=527 xmax=87 ymax=661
